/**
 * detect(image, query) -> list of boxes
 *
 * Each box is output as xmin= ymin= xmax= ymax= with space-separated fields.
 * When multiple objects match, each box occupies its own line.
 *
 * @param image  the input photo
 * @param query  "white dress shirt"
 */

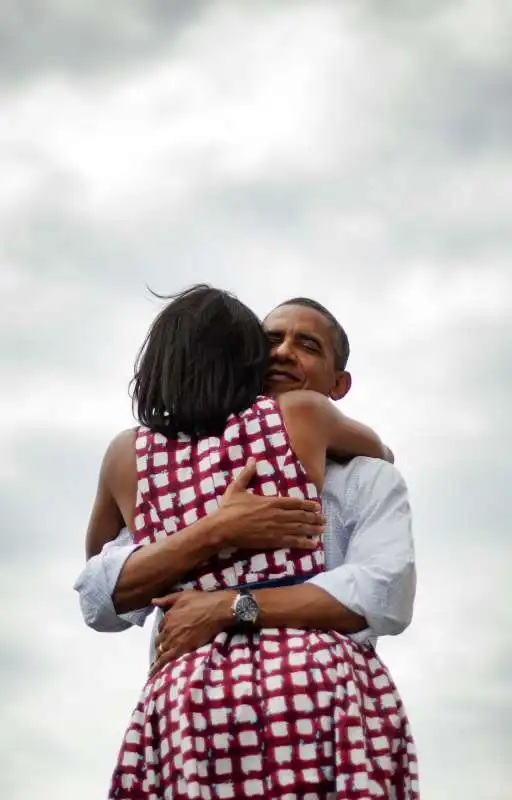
xmin=74 ymin=457 xmax=416 ymax=661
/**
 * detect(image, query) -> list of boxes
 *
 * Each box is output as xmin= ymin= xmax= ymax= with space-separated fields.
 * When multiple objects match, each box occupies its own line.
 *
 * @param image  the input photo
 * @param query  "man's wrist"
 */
xmin=203 ymin=506 xmax=235 ymax=550
xmin=214 ymin=590 xmax=238 ymax=627
xmin=190 ymin=509 xmax=233 ymax=554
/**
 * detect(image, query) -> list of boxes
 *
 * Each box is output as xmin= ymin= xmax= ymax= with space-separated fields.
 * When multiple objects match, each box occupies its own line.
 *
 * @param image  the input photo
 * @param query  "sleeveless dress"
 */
xmin=109 ymin=397 xmax=419 ymax=800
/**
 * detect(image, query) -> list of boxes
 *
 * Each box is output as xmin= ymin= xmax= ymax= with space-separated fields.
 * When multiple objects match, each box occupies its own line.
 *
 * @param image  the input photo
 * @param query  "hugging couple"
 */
xmin=76 ymin=285 xmax=419 ymax=799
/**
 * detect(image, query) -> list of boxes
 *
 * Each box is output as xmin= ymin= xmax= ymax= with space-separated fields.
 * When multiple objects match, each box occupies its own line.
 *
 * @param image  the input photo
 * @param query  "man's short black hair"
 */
xmin=277 ymin=297 xmax=350 ymax=370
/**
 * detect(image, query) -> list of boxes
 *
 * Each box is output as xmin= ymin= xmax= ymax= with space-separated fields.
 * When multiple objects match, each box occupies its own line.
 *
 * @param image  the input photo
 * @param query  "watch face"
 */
xmin=235 ymin=593 xmax=259 ymax=624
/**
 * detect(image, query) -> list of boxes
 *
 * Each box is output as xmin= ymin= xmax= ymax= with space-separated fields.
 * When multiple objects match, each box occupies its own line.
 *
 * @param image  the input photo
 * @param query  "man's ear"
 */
xmin=330 ymin=371 xmax=351 ymax=401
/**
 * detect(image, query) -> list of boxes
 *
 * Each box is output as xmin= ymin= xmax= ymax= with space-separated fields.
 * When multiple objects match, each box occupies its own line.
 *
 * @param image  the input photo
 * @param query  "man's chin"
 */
xmin=264 ymin=378 xmax=300 ymax=396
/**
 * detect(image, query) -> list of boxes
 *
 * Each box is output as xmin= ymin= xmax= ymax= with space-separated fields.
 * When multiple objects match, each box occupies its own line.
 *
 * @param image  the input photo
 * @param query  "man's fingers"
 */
xmin=275 ymin=512 xmax=326 ymax=529
xmin=151 ymin=635 xmax=174 ymax=672
xmin=266 ymin=529 xmax=323 ymax=549
xmin=154 ymin=629 xmax=169 ymax=648
xmin=149 ymin=643 xmax=185 ymax=677
xmin=152 ymin=592 xmax=181 ymax=608
xmin=271 ymin=497 xmax=322 ymax=513
xmin=149 ymin=652 xmax=171 ymax=677
xmin=226 ymin=458 xmax=257 ymax=494
xmin=282 ymin=536 xmax=321 ymax=550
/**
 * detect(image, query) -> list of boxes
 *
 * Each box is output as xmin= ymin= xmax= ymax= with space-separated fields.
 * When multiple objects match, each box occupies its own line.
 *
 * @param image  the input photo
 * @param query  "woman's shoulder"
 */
xmin=247 ymin=393 xmax=325 ymax=412
xmin=277 ymin=389 xmax=329 ymax=414
xmin=226 ymin=394 xmax=328 ymax=435
xmin=103 ymin=428 xmax=138 ymax=465
xmin=109 ymin=427 xmax=138 ymax=448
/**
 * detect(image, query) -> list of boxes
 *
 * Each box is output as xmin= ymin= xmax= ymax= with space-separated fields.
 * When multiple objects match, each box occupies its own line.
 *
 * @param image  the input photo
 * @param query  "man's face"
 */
xmin=263 ymin=304 xmax=351 ymax=400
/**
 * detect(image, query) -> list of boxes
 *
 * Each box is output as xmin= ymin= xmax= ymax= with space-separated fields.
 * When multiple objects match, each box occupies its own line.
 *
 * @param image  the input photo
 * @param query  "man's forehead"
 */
xmin=264 ymin=304 xmax=331 ymax=338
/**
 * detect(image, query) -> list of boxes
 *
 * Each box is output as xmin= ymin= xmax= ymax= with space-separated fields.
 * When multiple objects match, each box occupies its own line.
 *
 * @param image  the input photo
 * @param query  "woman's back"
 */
xmin=133 ymin=395 xmax=324 ymax=591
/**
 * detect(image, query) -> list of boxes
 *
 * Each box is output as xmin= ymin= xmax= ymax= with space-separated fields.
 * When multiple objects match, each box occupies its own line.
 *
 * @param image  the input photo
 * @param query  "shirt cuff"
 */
xmin=74 ymin=543 xmax=152 ymax=631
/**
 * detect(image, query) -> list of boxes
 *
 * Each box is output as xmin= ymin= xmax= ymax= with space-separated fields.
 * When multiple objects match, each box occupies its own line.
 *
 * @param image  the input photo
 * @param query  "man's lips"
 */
xmin=266 ymin=369 xmax=300 ymax=382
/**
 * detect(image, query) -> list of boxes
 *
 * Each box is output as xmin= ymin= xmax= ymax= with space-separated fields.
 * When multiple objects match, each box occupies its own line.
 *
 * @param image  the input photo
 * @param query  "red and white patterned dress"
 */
xmin=109 ymin=397 xmax=419 ymax=799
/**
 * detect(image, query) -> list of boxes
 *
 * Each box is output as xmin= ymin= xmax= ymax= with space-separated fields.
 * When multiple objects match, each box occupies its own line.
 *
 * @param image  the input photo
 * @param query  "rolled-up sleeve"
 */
xmin=310 ymin=460 xmax=416 ymax=638
xmin=74 ymin=530 xmax=153 ymax=632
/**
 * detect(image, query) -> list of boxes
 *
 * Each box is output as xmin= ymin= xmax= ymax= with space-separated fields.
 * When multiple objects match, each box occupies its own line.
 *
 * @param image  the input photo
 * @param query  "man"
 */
xmin=75 ymin=297 xmax=418 ymax=797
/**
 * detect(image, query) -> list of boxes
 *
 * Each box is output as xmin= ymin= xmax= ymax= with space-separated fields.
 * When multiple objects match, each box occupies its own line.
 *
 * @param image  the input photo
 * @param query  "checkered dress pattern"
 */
xmin=131 ymin=396 xmax=322 ymax=588
xmin=109 ymin=397 xmax=419 ymax=799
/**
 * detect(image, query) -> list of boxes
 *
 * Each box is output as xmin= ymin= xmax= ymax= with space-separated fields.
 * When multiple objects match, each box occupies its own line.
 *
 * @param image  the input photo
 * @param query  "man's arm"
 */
xmin=150 ymin=583 xmax=365 ymax=674
xmin=151 ymin=459 xmax=415 ymax=670
xmin=76 ymin=488 xmax=245 ymax=629
xmin=251 ymin=457 xmax=416 ymax=637
xmin=75 ymin=460 xmax=325 ymax=630
xmin=74 ymin=529 xmax=151 ymax=632
xmin=309 ymin=458 xmax=416 ymax=636
xmin=113 ymin=478 xmax=323 ymax=613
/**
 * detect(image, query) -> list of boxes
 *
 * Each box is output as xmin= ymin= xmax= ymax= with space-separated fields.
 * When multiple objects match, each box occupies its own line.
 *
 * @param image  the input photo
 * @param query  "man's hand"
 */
xmin=149 ymin=582 xmax=368 ymax=677
xmin=113 ymin=458 xmax=324 ymax=616
xmin=149 ymin=589 xmax=235 ymax=676
xmin=217 ymin=458 xmax=324 ymax=551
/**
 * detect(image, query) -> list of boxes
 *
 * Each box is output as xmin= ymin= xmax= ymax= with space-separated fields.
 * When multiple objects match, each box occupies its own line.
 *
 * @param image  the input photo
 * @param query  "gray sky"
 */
xmin=1 ymin=2 xmax=510 ymax=798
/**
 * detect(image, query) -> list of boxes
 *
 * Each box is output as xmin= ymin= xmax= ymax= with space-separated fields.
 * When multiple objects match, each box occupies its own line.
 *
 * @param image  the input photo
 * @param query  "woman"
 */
xmin=87 ymin=285 xmax=410 ymax=798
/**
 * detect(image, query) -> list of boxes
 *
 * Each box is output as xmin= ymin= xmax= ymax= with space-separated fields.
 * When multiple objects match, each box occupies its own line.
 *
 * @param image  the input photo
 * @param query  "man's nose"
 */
xmin=271 ymin=338 xmax=296 ymax=361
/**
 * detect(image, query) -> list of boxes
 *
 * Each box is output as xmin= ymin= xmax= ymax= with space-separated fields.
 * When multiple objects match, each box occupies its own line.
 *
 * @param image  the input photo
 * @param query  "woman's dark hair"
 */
xmin=131 ymin=284 xmax=269 ymax=438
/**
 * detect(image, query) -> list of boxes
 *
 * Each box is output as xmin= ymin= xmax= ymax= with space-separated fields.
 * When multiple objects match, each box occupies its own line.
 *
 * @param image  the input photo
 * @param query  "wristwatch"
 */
xmin=232 ymin=588 xmax=260 ymax=625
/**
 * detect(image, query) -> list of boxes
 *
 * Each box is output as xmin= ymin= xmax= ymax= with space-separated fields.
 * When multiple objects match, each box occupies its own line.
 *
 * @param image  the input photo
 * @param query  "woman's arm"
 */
xmin=85 ymin=430 xmax=137 ymax=559
xmin=279 ymin=390 xmax=392 ymax=489
xmin=322 ymin=406 xmax=392 ymax=461
xmin=85 ymin=481 xmax=125 ymax=560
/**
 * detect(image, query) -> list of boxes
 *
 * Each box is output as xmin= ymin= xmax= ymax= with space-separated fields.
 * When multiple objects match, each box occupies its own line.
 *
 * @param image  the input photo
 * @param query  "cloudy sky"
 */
xmin=1 ymin=1 xmax=510 ymax=798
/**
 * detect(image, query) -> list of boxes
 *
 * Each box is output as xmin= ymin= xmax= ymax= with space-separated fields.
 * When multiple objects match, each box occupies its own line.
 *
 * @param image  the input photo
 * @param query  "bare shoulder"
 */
xmin=101 ymin=429 xmax=137 ymax=474
xmin=278 ymin=390 xmax=330 ymax=413
xmin=107 ymin=428 xmax=137 ymax=453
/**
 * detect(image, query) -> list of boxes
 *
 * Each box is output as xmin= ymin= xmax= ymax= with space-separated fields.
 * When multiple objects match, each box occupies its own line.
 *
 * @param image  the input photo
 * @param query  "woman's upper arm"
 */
xmin=321 ymin=403 xmax=389 ymax=461
xmin=280 ymin=391 xmax=389 ymax=476
xmin=85 ymin=480 xmax=124 ymax=560
xmin=278 ymin=392 xmax=329 ymax=489
xmin=85 ymin=430 xmax=136 ymax=560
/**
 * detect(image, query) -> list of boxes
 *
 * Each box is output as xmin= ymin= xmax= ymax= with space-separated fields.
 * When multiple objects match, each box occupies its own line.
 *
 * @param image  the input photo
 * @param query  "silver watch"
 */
xmin=232 ymin=589 xmax=260 ymax=625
